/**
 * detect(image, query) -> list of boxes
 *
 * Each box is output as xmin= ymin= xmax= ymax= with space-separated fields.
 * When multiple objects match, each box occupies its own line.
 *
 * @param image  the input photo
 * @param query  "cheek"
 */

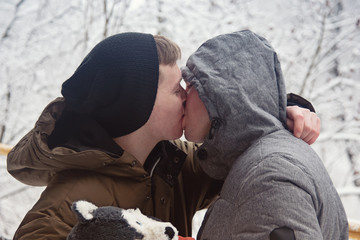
xmin=157 ymin=99 xmax=184 ymax=130
xmin=161 ymin=104 xmax=181 ymax=120
xmin=186 ymin=105 xmax=197 ymax=123
xmin=168 ymin=97 xmax=184 ymax=116
xmin=154 ymin=95 xmax=182 ymax=116
xmin=185 ymin=94 xmax=211 ymax=141
xmin=188 ymin=95 xmax=209 ymax=123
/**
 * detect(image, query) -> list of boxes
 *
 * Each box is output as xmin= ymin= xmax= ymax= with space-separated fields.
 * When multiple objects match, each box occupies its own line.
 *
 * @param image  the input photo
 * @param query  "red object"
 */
xmin=178 ymin=236 xmax=195 ymax=240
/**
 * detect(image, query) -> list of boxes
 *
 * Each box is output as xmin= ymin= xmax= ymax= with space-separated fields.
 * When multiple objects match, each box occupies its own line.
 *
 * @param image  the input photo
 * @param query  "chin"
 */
xmin=184 ymin=129 xmax=205 ymax=143
xmin=184 ymin=132 xmax=197 ymax=143
xmin=169 ymin=128 xmax=184 ymax=140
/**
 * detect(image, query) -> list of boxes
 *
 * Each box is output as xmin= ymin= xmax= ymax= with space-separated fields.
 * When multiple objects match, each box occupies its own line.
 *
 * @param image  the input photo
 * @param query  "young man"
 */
xmin=182 ymin=30 xmax=348 ymax=239
xmin=7 ymin=32 xmax=319 ymax=239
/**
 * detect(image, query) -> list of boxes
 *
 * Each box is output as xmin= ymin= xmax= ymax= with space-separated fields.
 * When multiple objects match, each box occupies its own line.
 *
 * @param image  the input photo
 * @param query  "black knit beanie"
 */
xmin=61 ymin=32 xmax=159 ymax=138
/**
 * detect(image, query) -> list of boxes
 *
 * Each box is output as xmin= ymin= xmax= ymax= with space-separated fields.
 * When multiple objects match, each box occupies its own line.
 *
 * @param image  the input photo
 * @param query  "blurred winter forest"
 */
xmin=0 ymin=0 xmax=359 ymax=239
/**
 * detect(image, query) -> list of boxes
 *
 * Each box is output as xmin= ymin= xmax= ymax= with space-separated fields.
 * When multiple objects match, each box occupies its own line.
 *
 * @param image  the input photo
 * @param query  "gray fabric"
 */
xmin=182 ymin=30 xmax=287 ymax=180
xmin=182 ymin=30 xmax=348 ymax=239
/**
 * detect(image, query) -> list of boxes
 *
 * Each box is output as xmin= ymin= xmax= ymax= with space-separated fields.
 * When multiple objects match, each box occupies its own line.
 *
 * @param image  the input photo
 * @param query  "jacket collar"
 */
xmin=144 ymin=141 xmax=187 ymax=187
xmin=29 ymin=98 xmax=187 ymax=186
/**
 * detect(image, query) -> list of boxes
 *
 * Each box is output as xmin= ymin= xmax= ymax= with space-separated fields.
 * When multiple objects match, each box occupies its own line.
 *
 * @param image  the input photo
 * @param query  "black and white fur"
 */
xmin=67 ymin=200 xmax=178 ymax=240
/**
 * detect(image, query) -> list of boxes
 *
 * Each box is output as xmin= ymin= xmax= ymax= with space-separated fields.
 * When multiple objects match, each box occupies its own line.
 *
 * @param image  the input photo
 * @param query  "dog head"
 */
xmin=67 ymin=200 xmax=178 ymax=240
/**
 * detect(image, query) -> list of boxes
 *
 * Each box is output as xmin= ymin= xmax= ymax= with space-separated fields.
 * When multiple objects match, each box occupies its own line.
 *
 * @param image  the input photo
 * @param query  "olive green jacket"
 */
xmin=7 ymin=98 xmax=222 ymax=239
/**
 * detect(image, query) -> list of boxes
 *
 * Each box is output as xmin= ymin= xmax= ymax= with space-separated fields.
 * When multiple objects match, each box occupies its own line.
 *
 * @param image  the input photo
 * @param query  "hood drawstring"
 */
xmin=208 ymin=118 xmax=221 ymax=140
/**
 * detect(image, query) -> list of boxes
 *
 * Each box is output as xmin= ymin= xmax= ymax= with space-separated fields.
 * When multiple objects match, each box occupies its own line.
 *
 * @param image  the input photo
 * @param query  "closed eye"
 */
xmin=136 ymin=221 xmax=142 ymax=225
xmin=174 ymin=88 xmax=181 ymax=94
xmin=186 ymin=83 xmax=193 ymax=93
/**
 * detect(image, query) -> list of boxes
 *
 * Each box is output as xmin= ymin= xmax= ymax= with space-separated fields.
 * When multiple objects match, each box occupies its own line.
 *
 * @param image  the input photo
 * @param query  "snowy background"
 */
xmin=0 ymin=0 xmax=359 ymax=239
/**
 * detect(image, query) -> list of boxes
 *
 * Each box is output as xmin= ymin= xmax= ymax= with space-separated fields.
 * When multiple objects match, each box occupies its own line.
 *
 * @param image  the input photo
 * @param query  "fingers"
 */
xmin=286 ymin=106 xmax=304 ymax=138
xmin=286 ymin=106 xmax=321 ymax=145
xmin=299 ymin=109 xmax=311 ymax=141
xmin=299 ymin=110 xmax=320 ymax=144
xmin=286 ymin=118 xmax=294 ymax=132
xmin=305 ymin=114 xmax=321 ymax=144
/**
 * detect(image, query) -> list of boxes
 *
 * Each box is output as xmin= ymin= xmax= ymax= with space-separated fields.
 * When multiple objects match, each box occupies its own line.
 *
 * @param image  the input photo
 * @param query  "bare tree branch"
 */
xmin=299 ymin=3 xmax=328 ymax=95
xmin=0 ymin=84 xmax=10 ymax=143
xmin=1 ymin=0 xmax=25 ymax=41
xmin=112 ymin=0 xmax=131 ymax=33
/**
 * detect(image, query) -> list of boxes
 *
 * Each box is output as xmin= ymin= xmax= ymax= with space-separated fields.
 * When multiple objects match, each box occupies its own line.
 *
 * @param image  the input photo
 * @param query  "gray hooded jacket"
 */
xmin=182 ymin=30 xmax=348 ymax=240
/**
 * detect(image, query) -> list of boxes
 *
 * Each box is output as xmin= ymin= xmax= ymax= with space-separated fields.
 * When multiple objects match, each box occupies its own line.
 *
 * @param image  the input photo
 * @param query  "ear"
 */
xmin=71 ymin=200 xmax=98 ymax=223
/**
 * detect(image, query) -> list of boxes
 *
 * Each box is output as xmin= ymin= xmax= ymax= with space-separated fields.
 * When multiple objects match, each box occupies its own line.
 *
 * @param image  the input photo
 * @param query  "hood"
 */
xmin=7 ymin=98 xmax=146 ymax=186
xmin=182 ymin=30 xmax=287 ymax=180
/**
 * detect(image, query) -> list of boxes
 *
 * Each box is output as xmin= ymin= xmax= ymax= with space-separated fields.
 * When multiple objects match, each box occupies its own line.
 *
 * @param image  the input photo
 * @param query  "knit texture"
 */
xmin=62 ymin=32 xmax=159 ymax=137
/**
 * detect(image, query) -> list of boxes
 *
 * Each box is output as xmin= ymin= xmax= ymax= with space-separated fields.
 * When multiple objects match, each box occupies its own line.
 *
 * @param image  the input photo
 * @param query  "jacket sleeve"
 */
xmin=14 ymin=214 xmax=73 ymax=240
xmin=13 ymin=169 xmax=118 ymax=240
xmin=287 ymin=93 xmax=316 ymax=112
xmin=13 ymin=191 xmax=75 ymax=240
xmin=234 ymin=159 xmax=323 ymax=239
xmin=198 ymin=156 xmax=323 ymax=240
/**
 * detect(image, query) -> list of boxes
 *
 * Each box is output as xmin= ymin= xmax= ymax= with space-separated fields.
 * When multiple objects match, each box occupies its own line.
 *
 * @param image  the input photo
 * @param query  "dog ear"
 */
xmin=71 ymin=200 xmax=98 ymax=223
